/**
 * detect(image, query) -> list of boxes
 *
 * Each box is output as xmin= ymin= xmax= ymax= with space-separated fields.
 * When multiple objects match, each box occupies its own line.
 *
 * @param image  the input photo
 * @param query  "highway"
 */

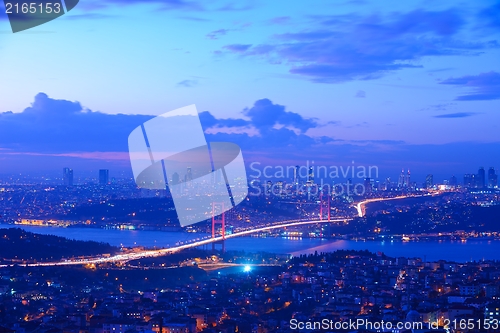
xmin=355 ymin=193 xmax=432 ymax=217
xmin=0 ymin=218 xmax=350 ymax=267
xmin=0 ymin=193 xmax=430 ymax=268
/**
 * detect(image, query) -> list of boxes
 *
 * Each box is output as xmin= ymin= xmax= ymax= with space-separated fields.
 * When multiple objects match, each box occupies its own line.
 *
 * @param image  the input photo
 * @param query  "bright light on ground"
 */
xmin=244 ymin=265 xmax=251 ymax=272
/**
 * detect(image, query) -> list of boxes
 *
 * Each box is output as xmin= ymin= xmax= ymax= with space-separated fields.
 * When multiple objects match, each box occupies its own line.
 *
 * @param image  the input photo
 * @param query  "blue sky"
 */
xmin=0 ymin=0 xmax=499 ymax=182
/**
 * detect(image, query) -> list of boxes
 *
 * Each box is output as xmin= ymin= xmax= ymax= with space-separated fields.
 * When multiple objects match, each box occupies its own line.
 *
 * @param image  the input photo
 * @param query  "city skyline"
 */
xmin=17 ymin=164 xmax=497 ymax=189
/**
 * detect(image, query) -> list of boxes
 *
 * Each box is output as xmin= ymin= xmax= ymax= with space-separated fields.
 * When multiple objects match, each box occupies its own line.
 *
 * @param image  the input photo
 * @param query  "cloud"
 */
xmin=0 ymin=93 xmax=152 ymax=153
xmin=86 ymin=0 xmax=255 ymax=12
xmin=478 ymin=0 xmax=500 ymax=30
xmin=98 ymin=0 xmax=203 ymax=10
xmin=199 ymin=99 xmax=331 ymax=154
xmin=0 ymin=94 xmax=323 ymax=158
xmin=417 ymin=103 xmax=456 ymax=112
xmin=66 ymin=13 xmax=116 ymax=20
xmin=2 ymin=94 xmax=500 ymax=182
xmin=220 ymin=8 xmax=498 ymax=83
xmin=206 ymin=29 xmax=230 ymax=40
xmin=199 ymin=111 xmax=250 ymax=128
xmin=217 ymin=2 xmax=254 ymax=11
xmin=433 ymin=112 xmax=479 ymax=118
xmin=241 ymin=99 xmax=318 ymax=133
xmin=426 ymin=67 xmax=455 ymax=73
xmin=355 ymin=90 xmax=366 ymax=98
xmin=268 ymin=16 xmax=291 ymax=25
xmin=439 ymin=71 xmax=500 ymax=101
xmin=177 ymin=79 xmax=198 ymax=87
xmin=177 ymin=16 xmax=211 ymax=22
xmin=223 ymin=44 xmax=252 ymax=53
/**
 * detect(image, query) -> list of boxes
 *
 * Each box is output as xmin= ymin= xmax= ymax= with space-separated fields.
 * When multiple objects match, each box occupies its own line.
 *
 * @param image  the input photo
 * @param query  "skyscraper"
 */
xmin=99 ymin=169 xmax=109 ymax=185
xmin=63 ymin=168 xmax=73 ymax=186
xmin=464 ymin=174 xmax=472 ymax=188
xmin=398 ymin=169 xmax=405 ymax=188
xmin=425 ymin=174 xmax=433 ymax=189
xmin=488 ymin=167 xmax=497 ymax=188
xmin=293 ymin=165 xmax=299 ymax=185
xmin=405 ymin=169 xmax=411 ymax=188
xmin=477 ymin=167 xmax=486 ymax=189
xmin=171 ymin=172 xmax=180 ymax=185
xmin=364 ymin=178 xmax=372 ymax=194
xmin=308 ymin=167 xmax=314 ymax=184
xmin=449 ymin=175 xmax=457 ymax=187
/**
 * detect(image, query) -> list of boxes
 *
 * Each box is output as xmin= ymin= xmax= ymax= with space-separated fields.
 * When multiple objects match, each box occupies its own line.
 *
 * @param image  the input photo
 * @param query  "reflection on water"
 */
xmin=1 ymin=224 xmax=499 ymax=262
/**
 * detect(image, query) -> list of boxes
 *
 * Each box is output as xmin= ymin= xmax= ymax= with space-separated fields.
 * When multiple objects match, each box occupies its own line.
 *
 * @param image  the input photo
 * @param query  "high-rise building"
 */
xmin=449 ymin=175 xmax=457 ymax=187
xmin=186 ymin=167 xmax=193 ymax=182
xmin=293 ymin=165 xmax=300 ymax=185
xmin=99 ymin=169 xmax=109 ymax=185
xmin=477 ymin=167 xmax=486 ymax=189
xmin=464 ymin=174 xmax=472 ymax=188
xmin=425 ymin=174 xmax=433 ymax=189
xmin=364 ymin=178 xmax=372 ymax=194
xmin=63 ymin=168 xmax=73 ymax=186
xmin=471 ymin=174 xmax=477 ymax=188
xmin=385 ymin=177 xmax=391 ymax=191
xmin=308 ymin=167 xmax=314 ymax=184
xmin=398 ymin=169 xmax=405 ymax=188
xmin=266 ymin=180 xmax=272 ymax=195
xmin=405 ymin=169 xmax=411 ymax=188
xmin=488 ymin=167 xmax=497 ymax=188
xmin=171 ymin=172 xmax=180 ymax=185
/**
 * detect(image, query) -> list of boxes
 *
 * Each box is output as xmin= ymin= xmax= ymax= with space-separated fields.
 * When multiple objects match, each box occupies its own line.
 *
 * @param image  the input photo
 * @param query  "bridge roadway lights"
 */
xmin=0 ymin=219 xmax=353 ymax=268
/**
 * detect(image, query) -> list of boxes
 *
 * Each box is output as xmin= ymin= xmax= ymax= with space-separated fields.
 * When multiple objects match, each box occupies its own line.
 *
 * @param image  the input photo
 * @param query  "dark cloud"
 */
xmin=2 ymin=94 xmax=500 ymax=182
xmin=433 ymin=112 xmax=479 ymax=118
xmin=478 ymin=0 xmax=500 ymax=30
xmin=440 ymin=71 xmax=500 ymax=101
xmin=221 ymin=8 xmax=498 ymax=83
xmin=0 ymin=94 xmax=321 ymax=156
xmin=199 ymin=99 xmax=329 ymax=153
xmin=242 ymin=99 xmax=317 ymax=133
xmin=199 ymin=111 xmax=250 ymax=128
xmin=0 ymin=93 xmax=152 ymax=153
xmin=199 ymin=98 xmax=320 ymax=141
xmin=177 ymin=79 xmax=198 ymax=87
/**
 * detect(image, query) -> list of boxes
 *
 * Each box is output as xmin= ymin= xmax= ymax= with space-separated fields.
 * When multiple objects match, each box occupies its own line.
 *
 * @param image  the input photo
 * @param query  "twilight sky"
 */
xmin=0 ymin=0 xmax=499 ymax=182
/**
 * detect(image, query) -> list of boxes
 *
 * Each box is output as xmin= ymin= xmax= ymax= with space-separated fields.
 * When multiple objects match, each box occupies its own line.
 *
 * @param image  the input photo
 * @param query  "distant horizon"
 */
xmin=0 ymin=163 xmax=498 ymax=187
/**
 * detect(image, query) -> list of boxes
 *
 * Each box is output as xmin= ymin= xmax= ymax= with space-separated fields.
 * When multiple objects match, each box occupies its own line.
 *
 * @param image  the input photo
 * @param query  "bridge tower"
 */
xmin=211 ymin=202 xmax=226 ymax=253
xmin=320 ymin=191 xmax=323 ymax=221
xmin=318 ymin=194 xmax=332 ymax=238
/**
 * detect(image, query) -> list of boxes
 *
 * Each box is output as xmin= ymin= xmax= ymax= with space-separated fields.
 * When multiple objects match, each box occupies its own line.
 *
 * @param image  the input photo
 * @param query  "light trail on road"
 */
xmin=355 ymin=194 xmax=432 ymax=217
xmin=0 ymin=218 xmax=350 ymax=267
xmin=1 ymin=193 xmax=431 ymax=268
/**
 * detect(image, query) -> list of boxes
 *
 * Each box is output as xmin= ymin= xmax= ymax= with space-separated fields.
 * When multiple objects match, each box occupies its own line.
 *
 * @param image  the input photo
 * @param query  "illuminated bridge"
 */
xmin=0 ymin=194 xmax=423 ymax=268
xmin=0 ymin=218 xmax=350 ymax=268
